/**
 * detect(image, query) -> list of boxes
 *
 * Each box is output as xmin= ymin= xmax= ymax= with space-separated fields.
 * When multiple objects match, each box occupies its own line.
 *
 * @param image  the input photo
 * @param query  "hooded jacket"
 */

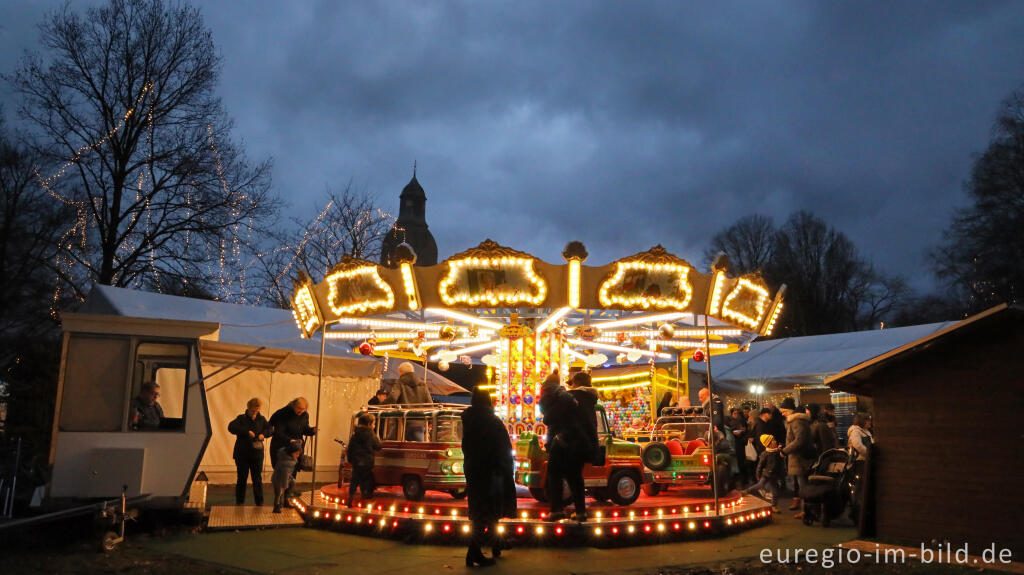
xmin=755 ymin=446 xmax=786 ymax=480
xmin=347 ymin=425 xmax=383 ymax=468
xmin=781 ymin=411 xmax=814 ymax=475
xmin=387 ymin=372 xmax=433 ymax=405
xmin=569 ymin=385 xmax=600 ymax=451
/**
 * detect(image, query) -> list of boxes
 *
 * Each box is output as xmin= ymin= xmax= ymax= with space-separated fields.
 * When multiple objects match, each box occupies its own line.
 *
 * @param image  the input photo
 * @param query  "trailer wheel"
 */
xmin=100 ymin=531 xmax=120 ymax=553
xmin=608 ymin=469 xmax=641 ymax=506
xmin=402 ymin=475 xmax=424 ymax=501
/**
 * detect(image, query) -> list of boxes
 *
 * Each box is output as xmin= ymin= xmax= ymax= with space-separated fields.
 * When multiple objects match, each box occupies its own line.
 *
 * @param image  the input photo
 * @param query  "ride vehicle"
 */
xmin=339 ymin=404 xmax=467 ymax=501
xmin=621 ymin=408 xmax=713 ymax=496
xmin=514 ymin=404 xmax=652 ymax=506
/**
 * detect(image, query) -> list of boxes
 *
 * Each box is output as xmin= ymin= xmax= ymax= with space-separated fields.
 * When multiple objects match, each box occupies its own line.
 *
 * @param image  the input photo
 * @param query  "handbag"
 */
xmin=745 ymin=442 xmax=758 ymax=462
xmin=297 ymin=441 xmax=314 ymax=471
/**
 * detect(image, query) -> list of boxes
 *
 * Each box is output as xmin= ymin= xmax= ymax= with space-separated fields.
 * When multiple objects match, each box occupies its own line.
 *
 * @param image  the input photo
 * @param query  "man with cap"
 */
xmin=779 ymin=397 xmax=813 ymax=517
xmin=367 ymin=388 xmax=389 ymax=406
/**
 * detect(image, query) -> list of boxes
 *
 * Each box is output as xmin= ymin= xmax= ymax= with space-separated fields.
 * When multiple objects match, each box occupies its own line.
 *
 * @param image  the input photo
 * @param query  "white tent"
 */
xmin=697 ymin=322 xmax=955 ymax=393
xmin=81 ymin=286 xmax=382 ymax=484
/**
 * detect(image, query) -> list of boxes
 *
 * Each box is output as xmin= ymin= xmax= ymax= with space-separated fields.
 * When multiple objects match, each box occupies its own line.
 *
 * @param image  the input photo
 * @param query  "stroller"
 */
xmin=800 ymin=448 xmax=856 ymax=527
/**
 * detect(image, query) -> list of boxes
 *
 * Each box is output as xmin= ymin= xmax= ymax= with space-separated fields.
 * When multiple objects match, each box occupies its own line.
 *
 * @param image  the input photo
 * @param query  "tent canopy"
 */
xmin=81 ymin=285 xmax=380 ymax=379
xmin=699 ymin=321 xmax=954 ymax=392
xmin=379 ymin=360 xmax=469 ymax=396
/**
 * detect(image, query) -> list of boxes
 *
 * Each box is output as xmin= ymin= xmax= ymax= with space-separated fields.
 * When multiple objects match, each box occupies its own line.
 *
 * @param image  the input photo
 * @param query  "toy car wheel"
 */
xmin=448 ymin=488 xmax=467 ymax=499
xmin=100 ymin=531 xmax=120 ymax=553
xmin=642 ymin=442 xmax=671 ymax=471
xmin=608 ymin=469 xmax=641 ymax=506
xmin=529 ymin=487 xmax=548 ymax=502
xmin=642 ymin=482 xmax=661 ymax=497
xmin=402 ymin=475 xmax=424 ymax=501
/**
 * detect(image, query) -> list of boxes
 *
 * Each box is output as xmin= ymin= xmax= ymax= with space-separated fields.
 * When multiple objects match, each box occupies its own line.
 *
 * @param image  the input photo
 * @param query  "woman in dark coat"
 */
xmin=227 ymin=397 xmax=272 ymax=505
xmin=461 ymin=388 xmax=516 ymax=567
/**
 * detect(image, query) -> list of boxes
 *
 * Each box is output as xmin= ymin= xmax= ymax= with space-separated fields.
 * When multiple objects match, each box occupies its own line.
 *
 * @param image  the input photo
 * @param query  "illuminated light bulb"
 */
xmin=643 ymin=525 xmax=652 ymax=533
xmin=424 ymin=523 xmax=433 ymax=532
xmin=314 ymin=511 xmax=320 ymax=518
xmin=657 ymin=523 xmax=665 ymax=532
xmin=535 ymin=526 xmax=544 ymax=535
xmin=355 ymin=515 xmax=362 ymax=523
xmin=673 ymin=522 xmax=681 ymax=530
xmin=462 ymin=524 xmax=471 ymax=533
xmin=627 ymin=525 xmax=635 ymax=533
xmin=497 ymin=525 xmax=505 ymax=534
xmin=704 ymin=521 xmax=711 ymax=528
xmin=688 ymin=521 xmax=696 ymax=530
xmin=594 ymin=527 xmax=602 ymax=536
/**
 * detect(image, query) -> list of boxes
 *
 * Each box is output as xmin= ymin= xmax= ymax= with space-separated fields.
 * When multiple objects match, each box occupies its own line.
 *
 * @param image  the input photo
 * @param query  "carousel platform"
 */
xmin=207 ymin=505 xmax=305 ymax=531
xmin=293 ymin=484 xmax=773 ymax=547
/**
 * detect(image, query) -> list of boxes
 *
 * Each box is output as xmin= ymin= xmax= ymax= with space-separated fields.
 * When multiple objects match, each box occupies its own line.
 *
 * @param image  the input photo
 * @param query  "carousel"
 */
xmin=288 ymin=239 xmax=785 ymax=547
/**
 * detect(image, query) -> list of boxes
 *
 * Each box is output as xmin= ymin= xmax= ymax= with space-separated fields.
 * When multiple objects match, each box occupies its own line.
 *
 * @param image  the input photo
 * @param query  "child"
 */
xmin=272 ymin=441 xmax=301 ymax=513
xmin=743 ymin=434 xmax=786 ymax=510
xmin=346 ymin=414 xmax=383 ymax=507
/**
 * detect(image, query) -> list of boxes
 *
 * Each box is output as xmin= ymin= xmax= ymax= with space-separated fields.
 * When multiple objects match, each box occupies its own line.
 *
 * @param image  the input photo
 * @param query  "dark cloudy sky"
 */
xmin=3 ymin=1 xmax=1024 ymax=293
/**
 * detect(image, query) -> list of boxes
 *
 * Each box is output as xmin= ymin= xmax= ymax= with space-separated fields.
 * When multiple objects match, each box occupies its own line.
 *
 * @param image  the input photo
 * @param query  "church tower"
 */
xmin=380 ymin=167 xmax=438 ymax=267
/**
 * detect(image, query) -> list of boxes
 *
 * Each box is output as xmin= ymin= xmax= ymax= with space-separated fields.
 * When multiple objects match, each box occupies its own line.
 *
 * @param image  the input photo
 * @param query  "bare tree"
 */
xmin=7 ymin=0 xmax=276 ymax=300
xmin=0 ymin=115 xmax=72 ymax=341
xmin=932 ymin=87 xmax=1024 ymax=312
xmin=251 ymin=183 xmax=393 ymax=308
xmin=703 ymin=214 xmax=775 ymax=275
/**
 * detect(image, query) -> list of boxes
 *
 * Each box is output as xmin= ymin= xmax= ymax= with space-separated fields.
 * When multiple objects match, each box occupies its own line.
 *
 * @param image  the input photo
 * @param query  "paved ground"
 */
xmin=146 ymin=509 xmax=855 ymax=575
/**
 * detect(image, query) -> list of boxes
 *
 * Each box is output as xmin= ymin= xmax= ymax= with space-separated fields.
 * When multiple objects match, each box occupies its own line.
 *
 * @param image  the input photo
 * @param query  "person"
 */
xmin=271 ymin=441 xmax=301 ymax=513
xmin=728 ymin=408 xmax=749 ymax=485
xmin=808 ymin=403 xmax=837 ymax=454
xmin=751 ymin=408 xmax=774 ymax=457
xmin=346 ymin=414 xmax=382 ymax=507
xmin=656 ymin=391 xmax=674 ymax=417
xmin=779 ymin=398 xmax=813 ymax=518
xmin=823 ymin=403 xmax=838 ymax=434
xmin=130 ymin=381 xmax=164 ymax=430
xmin=461 ymin=388 xmax=517 ymax=566
xmin=767 ymin=402 xmax=787 ymax=446
xmin=387 ymin=362 xmax=433 ymax=405
xmin=847 ymin=413 xmax=873 ymax=461
xmin=269 ymin=397 xmax=317 ymax=492
xmin=698 ymin=386 xmax=725 ymax=431
xmin=227 ymin=397 xmax=271 ymax=506
xmin=367 ymin=388 xmax=389 ymax=406
xmin=538 ymin=371 xmax=587 ymax=522
xmin=569 ymin=371 xmax=599 ymax=465
xmin=743 ymin=434 xmax=786 ymax=511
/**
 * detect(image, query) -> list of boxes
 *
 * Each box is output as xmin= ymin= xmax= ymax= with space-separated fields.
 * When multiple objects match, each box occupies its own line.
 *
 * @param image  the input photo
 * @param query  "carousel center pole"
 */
xmin=703 ymin=313 xmax=720 ymax=515
xmin=310 ymin=323 xmax=327 ymax=507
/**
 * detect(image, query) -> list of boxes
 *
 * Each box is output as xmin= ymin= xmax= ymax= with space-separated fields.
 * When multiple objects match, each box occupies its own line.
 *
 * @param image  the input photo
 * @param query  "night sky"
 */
xmin=3 ymin=1 xmax=1023 ymax=293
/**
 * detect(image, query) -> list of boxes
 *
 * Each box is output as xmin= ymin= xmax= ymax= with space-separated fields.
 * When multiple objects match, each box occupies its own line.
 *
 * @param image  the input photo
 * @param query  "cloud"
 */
xmin=3 ymin=0 xmax=1023 ymax=293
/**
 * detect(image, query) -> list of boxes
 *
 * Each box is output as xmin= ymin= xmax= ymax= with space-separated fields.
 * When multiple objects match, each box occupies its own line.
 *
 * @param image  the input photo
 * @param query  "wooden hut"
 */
xmin=826 ymin=304 xmax=1023 ymax=555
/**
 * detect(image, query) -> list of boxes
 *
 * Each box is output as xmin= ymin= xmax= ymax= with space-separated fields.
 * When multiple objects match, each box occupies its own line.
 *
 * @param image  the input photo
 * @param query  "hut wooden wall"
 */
xmin=870 ymin=324 xmax=1023 ymax=556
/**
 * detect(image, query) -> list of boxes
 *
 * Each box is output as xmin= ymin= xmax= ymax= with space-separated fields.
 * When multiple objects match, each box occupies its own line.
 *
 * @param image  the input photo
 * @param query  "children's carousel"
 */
xmin=288 ymin=240 xmax=785 ymax=547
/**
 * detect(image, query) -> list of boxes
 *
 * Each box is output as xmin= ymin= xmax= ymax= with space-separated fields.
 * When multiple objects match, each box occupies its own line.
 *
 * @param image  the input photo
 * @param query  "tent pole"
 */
xmin=310 ymin=324 xmax=326 ymax=507
xmin=704 ymin=313 xmax=719 ymax=515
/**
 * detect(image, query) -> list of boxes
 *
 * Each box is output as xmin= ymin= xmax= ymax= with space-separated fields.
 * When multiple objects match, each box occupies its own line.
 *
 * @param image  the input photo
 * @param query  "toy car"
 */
xmin=622 ymin=410 xmax=713 ymax=496
xmin=339 ymin=404 xmax=467 ymax=501
xmin=514 ymin=404 xmax=652 ymax=506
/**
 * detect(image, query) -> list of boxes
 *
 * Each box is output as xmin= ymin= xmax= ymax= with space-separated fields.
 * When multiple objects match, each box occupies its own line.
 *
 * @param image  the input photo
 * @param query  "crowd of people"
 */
xmin=699 ymin=391 xmax=873 ymax=520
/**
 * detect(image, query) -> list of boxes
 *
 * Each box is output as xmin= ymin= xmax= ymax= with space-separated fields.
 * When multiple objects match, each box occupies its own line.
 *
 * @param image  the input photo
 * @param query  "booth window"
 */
xmin=131 ymin=342 xmax=190 ymax=431
xmin=59 ymin=335 xmax=131 ymax=432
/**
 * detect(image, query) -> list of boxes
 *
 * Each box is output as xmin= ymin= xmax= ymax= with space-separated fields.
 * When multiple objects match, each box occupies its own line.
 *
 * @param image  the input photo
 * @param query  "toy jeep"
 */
xmin=514 ymin=404 xmax=652 ymax=506
xmin=622 ymin=409 xmax=713 ymax=496
xmin=340 ymin=404 xmax=467 ymax=500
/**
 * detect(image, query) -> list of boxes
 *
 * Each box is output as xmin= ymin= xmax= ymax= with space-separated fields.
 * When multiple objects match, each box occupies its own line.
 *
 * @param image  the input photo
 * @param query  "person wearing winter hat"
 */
xmin=779 ymin=398 xmax=813 ymax=517
xmin=742 ymin=434 xmax=785 ymax=510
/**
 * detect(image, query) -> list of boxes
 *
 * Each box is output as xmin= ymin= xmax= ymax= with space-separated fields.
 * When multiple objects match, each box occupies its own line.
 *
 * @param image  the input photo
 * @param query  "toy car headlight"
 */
xmin=441 ymin=462 xmax=452 ymax=474
xmin=445 ymin=448 xmax=455 ymax=457
xmin=452 ymin=462 xmax=463 ymax=474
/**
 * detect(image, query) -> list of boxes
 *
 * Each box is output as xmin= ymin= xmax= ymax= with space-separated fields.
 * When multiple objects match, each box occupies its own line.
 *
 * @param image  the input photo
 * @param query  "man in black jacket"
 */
xmin=539 ymin=371 xmax=588 ymax=522
xmin=269 ymin=397 xmax=317 ymax=492
xmin=228 ymin=397 xmax=271 ymax=505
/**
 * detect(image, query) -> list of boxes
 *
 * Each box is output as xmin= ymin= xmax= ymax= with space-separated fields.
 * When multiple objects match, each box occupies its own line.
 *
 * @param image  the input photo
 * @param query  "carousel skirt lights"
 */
xmin=295 ymin=485 xmax=773 ymax=548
